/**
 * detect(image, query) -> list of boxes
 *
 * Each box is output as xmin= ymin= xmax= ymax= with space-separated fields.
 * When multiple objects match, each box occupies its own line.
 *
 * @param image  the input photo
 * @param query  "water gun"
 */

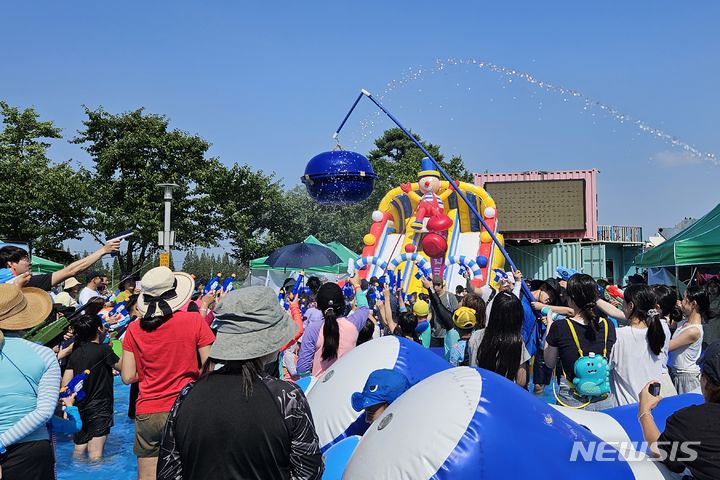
xmin=0 ymin=268 xmax=15 ymax=284
xmin=556 ymin=266 xmax=578 ymax=282
xmin=541 ymin=306 xmax=566 ymax=321
xmin=60 ymin=369 xmax=90 ymax=402
xmin=606 ymin=285 xmax=625 ymax=303
xmin=493 ymin=269 xmax=509 ymax=283
xmin=108 ymin=302 xmax=132 ymax=330
xmin=387 ymin=271 xmax=397 ymax=290
xmin=204 ymin=273 xmax=222 ymax=294
xmin=342 ymin=282 xmax=355 ymax=299
xmin=222 ymin=274 xmax=236 ymax=295
xmin=289 ymin=272 xmax=304 ymax=300
xmin=347 ymin=259 xmax=356 ymax=277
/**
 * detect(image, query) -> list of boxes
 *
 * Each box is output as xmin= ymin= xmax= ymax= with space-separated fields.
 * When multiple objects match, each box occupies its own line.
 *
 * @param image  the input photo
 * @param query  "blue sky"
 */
xmin=1 ymin=1 xmax=718 ymax=256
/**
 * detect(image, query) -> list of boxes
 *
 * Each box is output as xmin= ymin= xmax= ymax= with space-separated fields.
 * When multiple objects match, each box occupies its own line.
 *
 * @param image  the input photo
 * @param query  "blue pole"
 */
xmin=333 ymin=91 xmax=365 ymax=141
xmin=343 ymin=90 xmax=536 ymax=306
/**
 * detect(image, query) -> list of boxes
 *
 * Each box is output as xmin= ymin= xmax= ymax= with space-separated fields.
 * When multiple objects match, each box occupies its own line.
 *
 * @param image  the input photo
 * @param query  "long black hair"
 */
xmin=476 ymin=292 xmax=524 ymax=382
xmin=623 ymin=284 xmax=666 ymax=355
xmin=685 ymin=285 xmax=710 ymax=321
xmin=652 ymin=285 xmax=682 ymax=323
xmin=200 ymin=356 xmax=265 ymax=399
xmin=317 ymin=283 xmax=345 ymax=361
xmin=566 ymin=274 xmax=601 ymax=340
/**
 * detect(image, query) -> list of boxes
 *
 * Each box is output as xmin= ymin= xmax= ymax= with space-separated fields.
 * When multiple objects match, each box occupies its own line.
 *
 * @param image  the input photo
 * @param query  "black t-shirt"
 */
xmin=27 ymin=273 xmax=53 ymax=291
xmin=171 ymin=373 xmax=317 ymax=480
xmin=66 ymin=342 xmax=119 ymax=415
xmin=546 ymin=318 xmax=616 ymax=382
xmin=657 ymin=403 xmax=720 ymax=480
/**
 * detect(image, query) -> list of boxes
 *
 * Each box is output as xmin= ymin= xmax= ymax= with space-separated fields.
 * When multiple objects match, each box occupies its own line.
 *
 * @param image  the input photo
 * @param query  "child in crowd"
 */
xmin=62 ymin=314 xmax=121 ymax=460
xmin=351 ymin=369 xmax=411 ymax=425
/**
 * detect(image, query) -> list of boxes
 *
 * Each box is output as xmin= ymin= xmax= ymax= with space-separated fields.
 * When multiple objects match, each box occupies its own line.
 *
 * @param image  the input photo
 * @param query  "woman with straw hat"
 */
xmin=121 ymin=267 xmax=215 ymax=480
xmin=157 ymin=286 xmax=323 ymax=480
xmin=0 ymin=284 xmax=59 ymax=480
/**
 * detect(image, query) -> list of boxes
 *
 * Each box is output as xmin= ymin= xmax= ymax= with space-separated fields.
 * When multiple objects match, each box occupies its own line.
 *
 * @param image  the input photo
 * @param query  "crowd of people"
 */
xmin=1 ymin=239 xmax=720 ymax=479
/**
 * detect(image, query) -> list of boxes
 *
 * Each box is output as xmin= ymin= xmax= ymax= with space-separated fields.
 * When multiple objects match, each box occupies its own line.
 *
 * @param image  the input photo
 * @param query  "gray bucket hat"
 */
xmin=210 ymin=286 xmax=298 ymax=361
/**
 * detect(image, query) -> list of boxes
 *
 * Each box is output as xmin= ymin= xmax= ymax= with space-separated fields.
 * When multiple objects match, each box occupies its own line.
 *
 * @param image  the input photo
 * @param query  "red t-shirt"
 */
xmin=123 ymin=311 xmax=215 ymax=415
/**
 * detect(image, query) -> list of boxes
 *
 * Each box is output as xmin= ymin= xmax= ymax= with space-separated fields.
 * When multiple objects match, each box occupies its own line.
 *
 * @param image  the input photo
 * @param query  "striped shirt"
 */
xmin=421 ymin=192 xmax=443 ymax=209
xmin=0 ymin=337 xmax=60 ymax=450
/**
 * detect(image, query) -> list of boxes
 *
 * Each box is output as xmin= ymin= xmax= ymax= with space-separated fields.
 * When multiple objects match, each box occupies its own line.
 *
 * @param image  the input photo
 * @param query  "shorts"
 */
xmin=555 ymin=380 xmax=616 ymax=411
xmin=0 ymin=440 xmax=55 ymax=480
xmin=134 ymin=411 xmax=170 ymax=457
xmin=74 ymin=408 xmax=114 ymax=445
xmin=670 ymin=368 xmax=702 ymax=395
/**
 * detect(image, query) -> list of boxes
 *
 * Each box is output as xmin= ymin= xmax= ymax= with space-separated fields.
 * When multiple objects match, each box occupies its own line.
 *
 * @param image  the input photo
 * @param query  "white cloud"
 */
xmin=650 ymin=150 xmax=704 ymax=167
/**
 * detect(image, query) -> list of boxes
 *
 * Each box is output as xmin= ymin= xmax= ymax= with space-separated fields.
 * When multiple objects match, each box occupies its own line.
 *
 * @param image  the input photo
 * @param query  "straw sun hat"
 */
xmin=136 ymin=267 xmax=195 ymax=317
xmin=0 ymin=284 xmax=53 ymax=333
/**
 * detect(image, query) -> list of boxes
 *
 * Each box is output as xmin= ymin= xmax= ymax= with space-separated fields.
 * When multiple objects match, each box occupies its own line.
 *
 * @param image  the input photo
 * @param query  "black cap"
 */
xmin=530 ymin=278 xmax=561 ymax=305
xmin=85 ymin=270 xmax=102 ymax=282
xmin=369 ymin=276 xmax=380 ymax=285
xmin=698 ymin=340 xmax=720 ymax=385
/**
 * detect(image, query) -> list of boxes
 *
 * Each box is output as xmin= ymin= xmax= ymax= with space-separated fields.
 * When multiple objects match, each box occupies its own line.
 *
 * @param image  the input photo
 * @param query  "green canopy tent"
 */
xmin=634 ymin=202 xmax=720 ymax=268
xmin=31 ymin=256 xmax=64 ymax=274
xmin=248 ymin=236 xmax=360 ymax=289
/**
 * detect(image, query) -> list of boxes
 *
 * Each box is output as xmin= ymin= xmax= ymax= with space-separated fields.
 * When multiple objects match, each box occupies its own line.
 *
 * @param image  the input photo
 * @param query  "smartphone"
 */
xmin=135 ymin=281 xmax=142 ymax=291
xmin=648 ymin=382 xmax=661 ymax=397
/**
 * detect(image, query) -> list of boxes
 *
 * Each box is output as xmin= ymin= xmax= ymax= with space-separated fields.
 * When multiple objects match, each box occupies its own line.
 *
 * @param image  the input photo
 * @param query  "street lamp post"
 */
xmin=157 ymin=183 xmax=179 ymax=260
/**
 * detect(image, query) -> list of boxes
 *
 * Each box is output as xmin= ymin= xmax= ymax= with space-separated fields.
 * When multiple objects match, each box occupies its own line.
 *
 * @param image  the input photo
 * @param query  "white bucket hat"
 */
xmin=137 ymin=267 xmax=194 ymax=317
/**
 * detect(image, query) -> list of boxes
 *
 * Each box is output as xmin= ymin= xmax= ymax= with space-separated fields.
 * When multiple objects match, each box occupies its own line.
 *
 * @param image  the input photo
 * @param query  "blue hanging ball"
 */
xmin=476 ymin=256 xmax=489 ymax=268
xmin=302 ymin=150 xmax=377 ymax=205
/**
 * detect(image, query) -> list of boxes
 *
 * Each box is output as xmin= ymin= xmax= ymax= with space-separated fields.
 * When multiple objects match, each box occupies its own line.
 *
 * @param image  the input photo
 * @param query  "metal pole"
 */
xmin=333 ymin=91 xmax=366 ymax=141
xmin=163 ymin=187 xmax=172 ymax=253
xmin=337 ymin=90 xmax=536 ymax=305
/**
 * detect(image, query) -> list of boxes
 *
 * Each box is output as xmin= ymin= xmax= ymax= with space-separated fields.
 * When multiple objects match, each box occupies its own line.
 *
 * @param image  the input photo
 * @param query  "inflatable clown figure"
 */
xmin=400 ymin=157 xmax=455 ymax=277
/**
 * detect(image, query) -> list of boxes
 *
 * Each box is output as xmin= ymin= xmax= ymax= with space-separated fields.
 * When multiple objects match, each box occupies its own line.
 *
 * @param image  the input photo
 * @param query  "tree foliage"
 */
xmin=0 ymin=101 xmax=89 ymax=257
xmin=72 ymin=107 xmax=230 ymax=273
xmin=182 ymin=250 xmax=247 ymax=281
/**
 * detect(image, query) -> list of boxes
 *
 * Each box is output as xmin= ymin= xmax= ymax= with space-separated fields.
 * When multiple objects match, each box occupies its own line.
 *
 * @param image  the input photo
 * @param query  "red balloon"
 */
xmin=421 ymin=233 xmax=448 ymax=257
xmin=426 ymin=214 xmax=453 ymax=232
xmin=404 ymin=244 xmax=416 ymax=253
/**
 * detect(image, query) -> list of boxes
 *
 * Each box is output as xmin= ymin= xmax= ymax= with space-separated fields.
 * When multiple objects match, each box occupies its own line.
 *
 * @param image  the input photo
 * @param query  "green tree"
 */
xmin=0 ymin=101 xmax=89 ymax=256
xmin=199 ymin=162 xmax=286 ymax=265
xmin=367 ymin=127 xmax=473 ymax=192
xmin=72 ymin=107 xmax=228 ymax=273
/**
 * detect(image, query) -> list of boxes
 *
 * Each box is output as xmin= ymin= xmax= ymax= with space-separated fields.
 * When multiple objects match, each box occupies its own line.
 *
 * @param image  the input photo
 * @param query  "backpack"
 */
xmin=566 ymin=318 xmax=610 ymax=398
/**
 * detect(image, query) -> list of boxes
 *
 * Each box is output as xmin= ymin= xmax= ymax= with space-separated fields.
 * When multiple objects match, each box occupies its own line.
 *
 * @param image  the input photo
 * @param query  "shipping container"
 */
xmin=475 ymin=169 xmax=598 ymax=241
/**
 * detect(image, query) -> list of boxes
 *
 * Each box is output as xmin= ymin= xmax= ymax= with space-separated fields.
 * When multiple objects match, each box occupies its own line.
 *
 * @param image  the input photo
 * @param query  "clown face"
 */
xmin=419 ymin=175 xmax=441 ymax=195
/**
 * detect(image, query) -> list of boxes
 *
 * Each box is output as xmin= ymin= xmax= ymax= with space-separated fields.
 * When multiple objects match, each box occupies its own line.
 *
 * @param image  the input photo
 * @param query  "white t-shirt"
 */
xmin=78 ymin=286 xmax=98 ymax=305
xmin=610 ymin=326 xmax=663 ymax=406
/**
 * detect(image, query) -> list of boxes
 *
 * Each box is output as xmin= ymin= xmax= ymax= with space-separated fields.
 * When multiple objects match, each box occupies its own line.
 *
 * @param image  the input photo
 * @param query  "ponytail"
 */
xmin=626 ymin=284 xmax=666 ymax=356
xmin=646 ymin=309 xmax=666 ymax=356
xmin=652 ymin=285 xmax=681 ymax=323
xmin=321 ymin=307 xmax=340 ymax=361
xmin=566 ymin=274 xmax=601 ymax=341
xmin=581 ymin=301 xmax=601 ymax=341
xmin=316 ymin=282 xmax=347 ymax=361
